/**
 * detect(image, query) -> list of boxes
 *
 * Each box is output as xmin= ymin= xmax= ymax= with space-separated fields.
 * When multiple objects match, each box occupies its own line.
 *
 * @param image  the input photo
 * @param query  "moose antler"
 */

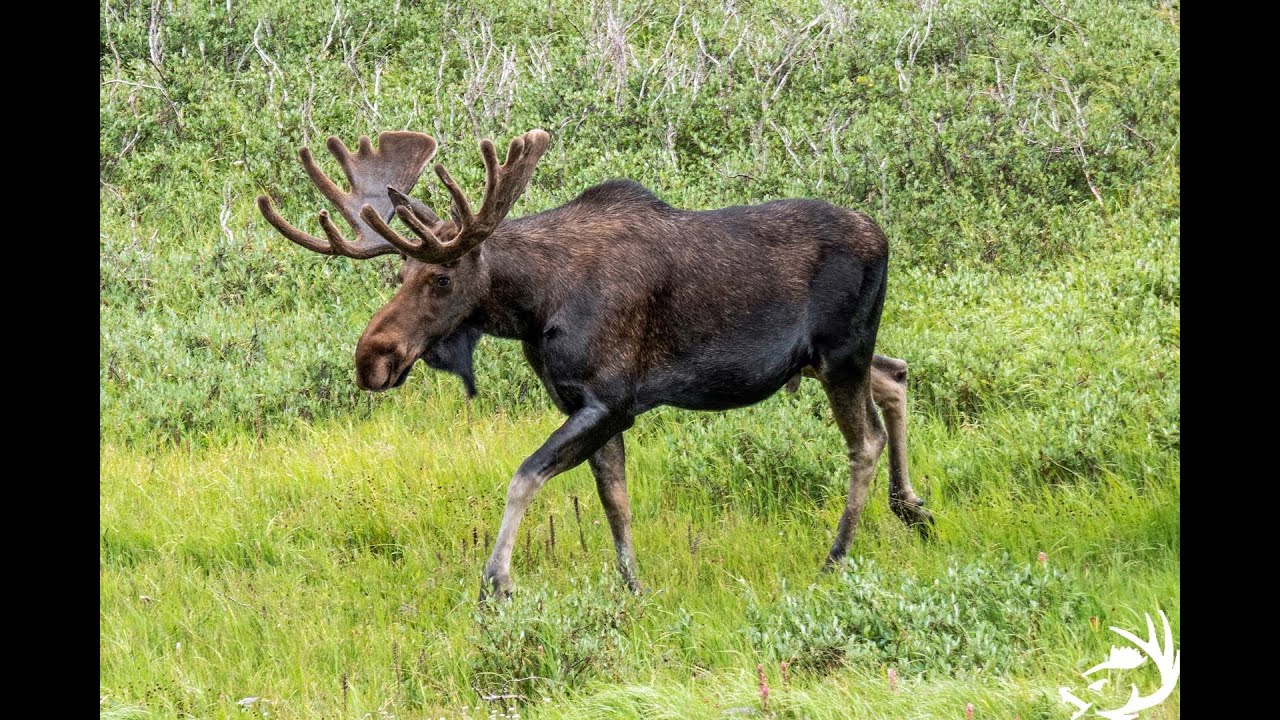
xmin=360 ymin=129 xmax=551 ymax=264
xmin=256 ymin=131 xmax=438 ymax=259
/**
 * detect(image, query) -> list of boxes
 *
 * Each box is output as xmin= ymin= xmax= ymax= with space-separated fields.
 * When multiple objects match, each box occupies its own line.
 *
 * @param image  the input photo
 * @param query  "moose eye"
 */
xmin=435 ymin=276 xmax=451 ymax=288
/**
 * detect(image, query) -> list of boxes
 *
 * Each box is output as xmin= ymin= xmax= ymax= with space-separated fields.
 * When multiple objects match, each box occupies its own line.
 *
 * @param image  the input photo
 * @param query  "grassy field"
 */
xmin=100 ymin=1 xmax=1179 ymax=717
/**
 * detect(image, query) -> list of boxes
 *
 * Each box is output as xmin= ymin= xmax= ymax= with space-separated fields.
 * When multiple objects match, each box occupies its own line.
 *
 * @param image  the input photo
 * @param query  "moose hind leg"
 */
xmin=870 ymin=355 xmax=934 ymax=537
xmin=820 ymin=373 xmax=888 ymax=569
xmin=482 ymin=404 xmax=630 ymax=602
xmin=589 ymin=434 xmax=642 ymax=592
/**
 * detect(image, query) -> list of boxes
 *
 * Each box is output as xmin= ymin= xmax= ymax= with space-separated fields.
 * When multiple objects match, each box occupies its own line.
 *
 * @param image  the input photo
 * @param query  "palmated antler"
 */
xmin=256 ymin=131 xmax=438 ymax=259
xmin=360 ymin=129 xmax=551 ymax=264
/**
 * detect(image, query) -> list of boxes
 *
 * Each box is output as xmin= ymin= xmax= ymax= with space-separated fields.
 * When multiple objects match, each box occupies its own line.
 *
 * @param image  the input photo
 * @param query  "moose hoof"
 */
xmin=820 ymin=553 xmax=847 ymax=574
xmin=617 ymin=564 xmax=645 ymax=595
xmin=891 ymin=495 xmax=936 ymax=540
xmin=624 ymin=577 xmax=646 ymax=596
xmin=478 ymin=571 xmax=513 ymax=604
xmin=912 ymin=508 xmax=937 ymax=540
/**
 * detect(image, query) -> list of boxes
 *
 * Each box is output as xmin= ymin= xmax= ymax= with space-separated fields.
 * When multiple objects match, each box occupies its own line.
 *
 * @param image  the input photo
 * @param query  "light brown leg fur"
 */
xmin=868 ymin=355 xmax=934 ymax=536
xmin=789 ymin=354 xmax=934 ymax=538
xmin=589 ymin=434 xmax=641 ymax=592
xmin=819 ymin=373 xmax=886 ymax=567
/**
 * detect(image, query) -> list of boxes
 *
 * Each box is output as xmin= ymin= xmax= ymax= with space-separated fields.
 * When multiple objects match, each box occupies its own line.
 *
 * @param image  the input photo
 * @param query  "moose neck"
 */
xmin=470 ymin=217 xmax=566 ymax=342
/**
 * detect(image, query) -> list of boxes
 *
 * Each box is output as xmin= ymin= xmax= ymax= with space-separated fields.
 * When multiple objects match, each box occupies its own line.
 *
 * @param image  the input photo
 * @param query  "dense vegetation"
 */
xmin=100 ymin=1 xmax=1179 ymax=718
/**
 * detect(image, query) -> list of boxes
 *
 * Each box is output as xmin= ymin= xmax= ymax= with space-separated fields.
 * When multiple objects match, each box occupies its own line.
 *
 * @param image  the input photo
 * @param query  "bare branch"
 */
xmin=894 ymin=0 xmax=936 ymax=94
xmin=253 ymin=19 xmax=283 ymax=98
xmin=320 ymin=1 xmax=342 ymax=58
xmin=1034 ymin=0 xmax=1088 ymax=47
xmin=219 ymin=184 xmax=236 ymax=246
xmin=101 ymin=79 xmax=163 ymax=91
xmin=103 ymin=0 xmax=123 ymax=70
xmin=148 ymin=0 xmax=165 ymax=68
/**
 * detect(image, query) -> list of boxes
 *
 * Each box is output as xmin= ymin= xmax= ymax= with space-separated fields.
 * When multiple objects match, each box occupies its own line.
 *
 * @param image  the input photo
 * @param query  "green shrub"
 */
xmin=745 ymin=556 xmax=1087 ymax=676
xmin=469 ymin=572 xmax=649 ymax=701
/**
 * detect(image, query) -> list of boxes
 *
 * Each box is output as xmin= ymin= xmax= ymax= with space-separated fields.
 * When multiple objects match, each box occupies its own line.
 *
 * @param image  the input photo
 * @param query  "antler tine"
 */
xmin=420 ymin=129 xmax=551 ymax=264
xmin=359 ymin=186 xmax=474 ymax=264
xmin=256 ymin=195 xmax=337 ymax=255
xmin=388 ymin=187 xmax=441 ymax=226
xmin=487 ymin=133 xmax=542 ymax=223
xmin=434 ymin=163 xmax=475 ymax=230
xmin=358 ymin=203 xmax=445 ymax=260
xmin=393 ymin=204 xmax=444 ymax=246
xmin=257 ymin=131 xmax=438 ymax=260
xmin=360 ymin=194 xmax=479 ymax=264
xmin=300 ymin=145 xmax=350 ymax=211
xmin=323 ymin=135 xmax=358 ymax=193
xmin=318 ymin=210 xmax=361 ymax=258
xmin=477 ymin=138 xmax=502 ymax=228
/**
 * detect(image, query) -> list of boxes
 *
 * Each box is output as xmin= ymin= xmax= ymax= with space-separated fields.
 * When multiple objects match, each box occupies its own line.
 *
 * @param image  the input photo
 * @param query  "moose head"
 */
xmin=256 ymin=129 xmax=549 ymax=393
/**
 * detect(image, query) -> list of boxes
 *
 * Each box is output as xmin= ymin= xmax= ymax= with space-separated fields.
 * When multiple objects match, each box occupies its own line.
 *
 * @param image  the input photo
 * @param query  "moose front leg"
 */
xmin=588 ymin=434 xmax=641 ymax=592
xmin=482 ymin=404 xmax=631 ymax=602
xmin=520 ymin=342 xmax=641 ymax=591
xmin=869 ymin=355 xmax=934 ymax=537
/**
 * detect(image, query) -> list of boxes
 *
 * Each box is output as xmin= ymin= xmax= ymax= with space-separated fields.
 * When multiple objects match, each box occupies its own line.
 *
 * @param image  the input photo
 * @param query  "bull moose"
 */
xmin=256 ymin=129 xmax=933 ymax=600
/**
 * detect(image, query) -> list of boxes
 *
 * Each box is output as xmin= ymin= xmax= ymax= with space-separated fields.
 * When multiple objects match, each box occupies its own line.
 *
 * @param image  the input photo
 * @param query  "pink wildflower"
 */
xmin=757 ymin=663 xmax=770 ymax=712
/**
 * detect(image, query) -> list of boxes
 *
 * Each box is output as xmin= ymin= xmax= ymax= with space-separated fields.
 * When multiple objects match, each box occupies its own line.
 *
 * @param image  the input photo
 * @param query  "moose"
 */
xmin=257 ymin=129 xmax=933 ymax=600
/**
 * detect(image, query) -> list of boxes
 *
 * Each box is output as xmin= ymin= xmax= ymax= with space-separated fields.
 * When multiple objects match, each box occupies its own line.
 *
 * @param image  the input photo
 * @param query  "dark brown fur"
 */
xmin=258 ymin=130 xmax=933 ymax=601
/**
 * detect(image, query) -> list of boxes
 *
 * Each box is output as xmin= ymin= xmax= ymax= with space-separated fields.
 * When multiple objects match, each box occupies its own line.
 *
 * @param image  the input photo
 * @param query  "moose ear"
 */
xmin=422 ymin=325 xmax=482 ymax=398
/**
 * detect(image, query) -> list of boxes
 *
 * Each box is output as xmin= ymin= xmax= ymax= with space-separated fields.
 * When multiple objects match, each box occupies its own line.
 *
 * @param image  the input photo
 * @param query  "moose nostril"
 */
xmin=355 ymin=344 xmax=408 ymax=392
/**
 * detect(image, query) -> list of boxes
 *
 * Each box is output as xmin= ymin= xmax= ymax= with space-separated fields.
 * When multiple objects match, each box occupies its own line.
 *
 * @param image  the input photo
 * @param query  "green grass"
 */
xmin=101 ymin=0 xmax=1179 ymax=717
xmin=100 ymin=387 xmax=1178 ymax=718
